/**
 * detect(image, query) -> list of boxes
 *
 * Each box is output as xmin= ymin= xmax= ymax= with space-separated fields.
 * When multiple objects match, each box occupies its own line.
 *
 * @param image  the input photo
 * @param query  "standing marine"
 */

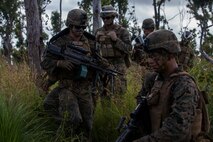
xmin=40 ymin=9 xmax=96 ymax=141
xmin=132 ymin=18 xmax=155 ymax=66
xmin=95 ymin=5 xmax=132 ymax=100
xmin=178 ymin=30 xmax=195 ymax=71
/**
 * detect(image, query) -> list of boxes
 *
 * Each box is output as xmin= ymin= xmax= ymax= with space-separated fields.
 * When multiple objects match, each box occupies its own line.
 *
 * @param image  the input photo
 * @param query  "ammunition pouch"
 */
xmin=75 ymin=65 xmax=88 ymax=79
xmin=99 ymin=35 xmax=122 ymax=58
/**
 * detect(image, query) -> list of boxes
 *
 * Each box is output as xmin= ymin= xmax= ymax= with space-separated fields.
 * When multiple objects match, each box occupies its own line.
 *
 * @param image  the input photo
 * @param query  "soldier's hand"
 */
xmin=134 ymin=44 xmax=143 ymax=50
xmin=41 ymin=81 xmax=50 ymax=93
xmin=107 ymin=31 xmax=117 ymax=41
xmin=99 ymin=57 xmax=110 ymax=68
xmin=96 ymin=31 xmax=104 ymax=41
xmin=57 ymin=60 xmax=74 ymax=71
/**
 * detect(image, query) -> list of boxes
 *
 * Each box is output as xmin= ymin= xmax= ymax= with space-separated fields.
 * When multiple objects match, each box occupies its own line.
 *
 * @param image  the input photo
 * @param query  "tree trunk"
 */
xmin=60 ymin=0 xmax=62 ymax=32
xmin=2 ymin=18 xmax=13 ymax=64
xmin=24 ymin=0 xmax=42 ymax=74
xmin=2 ymin=35 xmax=12 ymax=63
xmin=93 ymin=0 xmax=102 ymax=34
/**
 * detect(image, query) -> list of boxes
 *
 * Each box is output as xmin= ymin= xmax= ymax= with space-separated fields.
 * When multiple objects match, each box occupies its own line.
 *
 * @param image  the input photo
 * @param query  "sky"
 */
xmin=45 ymin=0 xmax=199 ymax=40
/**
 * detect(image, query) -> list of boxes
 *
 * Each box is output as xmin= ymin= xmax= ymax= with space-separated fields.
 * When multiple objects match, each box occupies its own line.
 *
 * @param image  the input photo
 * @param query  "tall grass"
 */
xmin=0 ymin=95 xmax=52 ymax=142
xmin=0 ymin=59 xmax=53 ymax=142
xmin=92 ymin=64 xmax=146 ymax=142
xmin=0 ymin=57 xmax=212 ymax=141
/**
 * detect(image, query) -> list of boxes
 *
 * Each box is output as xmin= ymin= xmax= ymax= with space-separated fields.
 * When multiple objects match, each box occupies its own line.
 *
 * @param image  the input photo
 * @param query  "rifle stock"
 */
xmin=116 ymin=97 xmax=151 ymax=142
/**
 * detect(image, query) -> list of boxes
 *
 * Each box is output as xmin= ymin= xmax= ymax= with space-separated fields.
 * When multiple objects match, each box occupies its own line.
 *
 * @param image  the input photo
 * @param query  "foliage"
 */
xmin=0 ymin=0 xmax=23 ymax=61
xmin=50 ymin=11 xmax=62 ymax=35
xmin=0 ymin=95 xmax=52 ymax=142
xmin=92 ymin=64 xmax=145 ymax=142
xmin=0 ymin=0 xmax=21 ymax=34
xmin=12 ymin=46 xmax=28 ymax=63
xmin=152 ymin=0 xmax=172 ymax=30
xmin=203 ymin=33 xmax=213 ymax=56
xmin=187 ymin=0 xmax=213 ymax=64
xmin=189 ymin=57 xmax=213 ymax=136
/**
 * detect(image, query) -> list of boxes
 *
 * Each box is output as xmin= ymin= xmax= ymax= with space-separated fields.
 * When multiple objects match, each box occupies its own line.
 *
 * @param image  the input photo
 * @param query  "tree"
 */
xmin=0 ymin=0 xmax=21 ymax=63
xmin=59 ymin=0 xmax=62 ymax=32
xmin=50 ymin=11 xmax=62 ymax=35
xmin=92 ymin=0 xmax=102 ymax=33
xmin=13 ymin=11 xmax=28 ymax=63
xmin=24 ymin=0 xmax=42 ymax=73
xmin=187 ymin=0 xmax=213 ymax=64
xmin=152 ymin=0 xmax=173 ymax=30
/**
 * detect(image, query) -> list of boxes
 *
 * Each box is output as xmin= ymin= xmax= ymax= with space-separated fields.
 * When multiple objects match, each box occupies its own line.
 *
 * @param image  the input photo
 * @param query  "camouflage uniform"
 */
xmin=132 ymin=18 xmax=155 ymax=66
xmin=134 ymin=30 xmax=210 ymax=142
xmin=178 ymin=31 xmax=195 ymax=71
xmin=95 ymin=5 xmax=132 ymax=97
xmin=41 ymin=9 xmax=94 ymax=141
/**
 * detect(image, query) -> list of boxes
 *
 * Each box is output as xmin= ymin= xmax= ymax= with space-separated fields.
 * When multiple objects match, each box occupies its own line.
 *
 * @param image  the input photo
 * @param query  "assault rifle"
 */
xmin=134 ymin=35 xmax=144 ymax=46
xmin=115 ymin=96 xmax=151 ymax=142
xmin=133 ymin=35 xmax=145 ymax=53
xmin=46 ymin=42 xmax=122 ymax=77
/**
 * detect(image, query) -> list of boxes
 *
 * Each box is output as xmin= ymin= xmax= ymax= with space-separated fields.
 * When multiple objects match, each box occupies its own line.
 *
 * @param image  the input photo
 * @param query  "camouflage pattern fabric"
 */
xmin=41 ymin=30 xmax=94 ymax=140
xmin=65 ymin=9 xmax=88 ymax=27
xmin=178 ymin=42 xmax=194 ymax=71
xmin=100 ymin=5 xmax=118 ymax=17
xmin=58 ymin=80 xmax=93 ymax=138
xmin=132 ymin=35 xmax=148 ymax=67
xmin=95 ymin=24 xmax=132 ymax=96
xmin=43 ymin=87 xmax=60 ymax=121
xmin=134 ymin=69 xmax=207 ymax=142
xmin=101 ymin=61 xmax=127 ymax=96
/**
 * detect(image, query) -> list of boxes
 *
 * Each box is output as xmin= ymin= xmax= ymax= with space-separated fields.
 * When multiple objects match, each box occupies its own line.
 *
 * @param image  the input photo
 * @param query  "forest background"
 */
xmin=0 ymin=0 xmax=213 ymax=141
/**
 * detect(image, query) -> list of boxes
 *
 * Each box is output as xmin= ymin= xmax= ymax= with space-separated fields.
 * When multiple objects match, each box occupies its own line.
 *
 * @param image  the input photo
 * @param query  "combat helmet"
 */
xmin=100 ymin=5 xmax=118 ymax=17
xmin=66 ymin=9 xmax=88 ymax=27
xmin=142 ymin=18 xmax=155 ymax=29
xmin=144 ymin=29 xmax=181 ymax=53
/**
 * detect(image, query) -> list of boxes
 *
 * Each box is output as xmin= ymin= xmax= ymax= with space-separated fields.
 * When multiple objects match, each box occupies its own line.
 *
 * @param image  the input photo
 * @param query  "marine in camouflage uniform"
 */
xmin=134 ymin=29 xmax=210 ymax=142
xmin=178 ymin=31 xmax=195 ymax=71
xmin=95 ymin=5 xmax=132 ymax=98
xmin=132 ymin=18 xmax=155 ymax=66
xmin=40 ymin=9 xmax=94 ymax=141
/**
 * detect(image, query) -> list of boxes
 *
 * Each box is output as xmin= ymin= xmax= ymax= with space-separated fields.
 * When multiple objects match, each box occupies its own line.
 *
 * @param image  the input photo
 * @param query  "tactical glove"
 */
xmin=96 ymin=31 xmax=105 ymax=41
xmin=41 ymin=81 xmax=51 ymax=93
xmin=57 ymin=60 xmax=74 ymax=71
xmin=41 ymin=79 xmax=56 ymax=93
xmin=98 ymin=57 xmax=110 ymax=68
xmin=107 ymin=31 xmax=118 ymax=41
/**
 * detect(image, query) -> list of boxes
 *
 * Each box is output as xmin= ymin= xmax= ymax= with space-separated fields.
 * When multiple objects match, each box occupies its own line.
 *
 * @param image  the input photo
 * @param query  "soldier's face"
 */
xmin=143 ymin=28 xmax=154 ymax=36
xmin=147 ymin=52 xmax=167 ymax=73
xmin=71 ymin=25 xmax=86 ymax=36
xmin=102 ymin=16 xmax=114 ymax=25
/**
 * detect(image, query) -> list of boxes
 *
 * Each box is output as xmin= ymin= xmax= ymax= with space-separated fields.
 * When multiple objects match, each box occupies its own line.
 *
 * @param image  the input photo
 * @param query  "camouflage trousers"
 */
xmin=43 ymin=80 xmax=94 ymax=140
